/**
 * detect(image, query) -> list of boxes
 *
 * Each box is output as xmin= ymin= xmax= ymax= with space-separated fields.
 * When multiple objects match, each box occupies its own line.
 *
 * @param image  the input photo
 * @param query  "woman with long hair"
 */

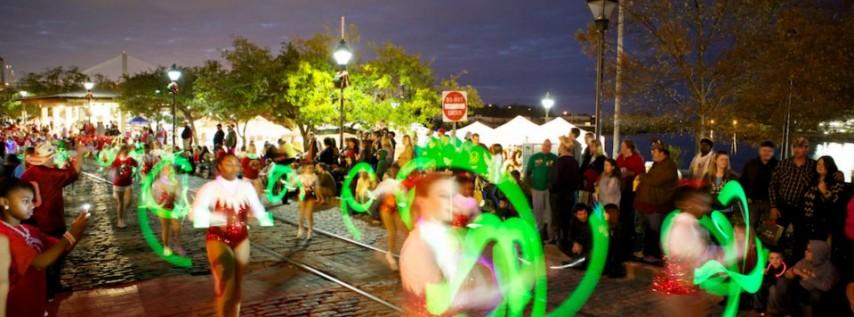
xmin=702 ymin=151 xmax=739 ymax=217
xmin=580 ymin=139 xmax=606 ymax=204
xmin=397 ymin=135 xmax=415 ymax=168
xmin=596 ymin=158 xmax=622 ymax=207
xmin=802 ymin=155 xmax=845 ymax=241
xmin=190 ymin=153 xmax=272 ymax=317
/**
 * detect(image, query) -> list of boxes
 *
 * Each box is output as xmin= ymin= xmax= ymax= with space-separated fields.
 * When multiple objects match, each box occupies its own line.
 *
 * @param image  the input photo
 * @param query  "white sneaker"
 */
xmin=296 ymin=228 xmax=304 ymax=238
xmin=163 ymin=247 xmax=173 ymax=256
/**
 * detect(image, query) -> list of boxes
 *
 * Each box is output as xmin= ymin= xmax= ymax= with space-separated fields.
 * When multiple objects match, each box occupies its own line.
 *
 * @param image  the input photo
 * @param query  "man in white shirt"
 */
xmin=688 ymin=138 xmax=715 ymax=178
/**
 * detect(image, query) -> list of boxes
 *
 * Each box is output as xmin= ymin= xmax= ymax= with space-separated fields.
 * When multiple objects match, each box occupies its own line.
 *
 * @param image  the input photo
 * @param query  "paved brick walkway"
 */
xmin=45 ymin=164 xmax=749 ymax=316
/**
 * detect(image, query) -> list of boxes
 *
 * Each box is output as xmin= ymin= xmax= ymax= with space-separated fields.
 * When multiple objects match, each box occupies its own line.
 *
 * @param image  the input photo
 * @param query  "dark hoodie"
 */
xmin=793 ymin=240 xmax=838 ymax=291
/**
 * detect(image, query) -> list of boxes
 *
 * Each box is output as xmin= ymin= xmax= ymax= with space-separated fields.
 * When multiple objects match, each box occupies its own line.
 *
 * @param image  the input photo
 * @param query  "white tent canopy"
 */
xmin=540 ymin=117 xmax=587 ymax=145
xmin=455 ymin=121 xmax=495 ymax=145
xmin=493 ymin=116 xmax=545 ymax=145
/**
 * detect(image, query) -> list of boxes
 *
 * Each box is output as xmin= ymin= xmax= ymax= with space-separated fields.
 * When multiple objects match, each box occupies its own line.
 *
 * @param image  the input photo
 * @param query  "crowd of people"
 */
xmin=0 ymin=116 xmax=852 ymax=317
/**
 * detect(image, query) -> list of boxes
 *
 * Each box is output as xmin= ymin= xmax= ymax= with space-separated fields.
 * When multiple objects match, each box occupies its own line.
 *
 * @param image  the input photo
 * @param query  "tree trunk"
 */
xmin=239 ymin=119 xmax=248 ymax=150
xmin=297 ymin=124 xmax=309 ymax=151
xmin=179 ymin=109 xmax=199 ymax=148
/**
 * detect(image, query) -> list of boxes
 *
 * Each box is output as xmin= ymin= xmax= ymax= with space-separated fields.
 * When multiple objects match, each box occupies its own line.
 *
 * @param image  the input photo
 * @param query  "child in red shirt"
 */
xmin=0 ymin=179 xmax=89 ymax=317
xmin=110 ymin=145 xmax=137 ymax=228
xmin=240 ymin=154 xmax=262 ymax=196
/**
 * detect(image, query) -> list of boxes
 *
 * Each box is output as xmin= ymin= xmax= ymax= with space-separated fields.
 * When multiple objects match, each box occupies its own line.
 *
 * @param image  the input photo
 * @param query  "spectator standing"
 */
xmin=769 ymin=137 xmax=817 ymax=262
xmin=801 ymin=156 xmax=845 ymax=241
xmin=702 ymin=151 xmax=739 ymax=217
xmin=20 ymin=142 xmax=87 ymax=299
xmin=225 ymin=125 xmax=237 ymax=153
xmin=616 ymin=139 xmax=644 ymax=259
xmin=740 ymin=141 xmax=778 ymax=228
xmin=568 ymin=128 xmax=583 ymax=167
xmin=181 ymin=123 xmax=193 ymax=150
xmin=396 ymin=135 xmax=414 ymax=168
xmin=212 ymin=124 xmax=225 ymax=150
xmin=526 ymin=140 xmax=557 ymax=241
xmin=596 ymin=158 xmax=622 ymax=207
xmin=688 ymin=138 xmax=715 ymax=178
xmin=634 ymin=141 xmax=678 ymax=262
xmin=548 ymin=142 xmax=580 ymax=244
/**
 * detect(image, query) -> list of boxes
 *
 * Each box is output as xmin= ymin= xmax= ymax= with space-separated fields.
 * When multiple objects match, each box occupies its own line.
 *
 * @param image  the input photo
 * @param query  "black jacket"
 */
xmin=549 ymin=155 xmax=580 ymax=193
xmin=213 ymin=129 xmax=225 ymax=146
xmin=739 ymin=157 xmax=778 ymax=201
xmin=568 ymin=217 xmax=591 ymax=253
xmin=181 ymin=127 xmax=192 ymax=139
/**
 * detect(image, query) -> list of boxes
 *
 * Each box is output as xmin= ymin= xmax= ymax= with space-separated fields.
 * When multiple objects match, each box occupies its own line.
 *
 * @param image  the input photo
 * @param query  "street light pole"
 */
xmin=594 ymin=26 xmax=605 ymax=141
xmin=167 ymin=64 xmax=182 ymax=149
xmin=84 ymin=81 xmax=94 ymax=123
xmin=339 ymin=81 xmax=345 ymax=147
xmin=587 ymin=0 xmax=618 ymax=142
xmin=541 ymin=92 xmax=554 ymax=122
xmin=333 ymin=16 xmax=353 ymax=148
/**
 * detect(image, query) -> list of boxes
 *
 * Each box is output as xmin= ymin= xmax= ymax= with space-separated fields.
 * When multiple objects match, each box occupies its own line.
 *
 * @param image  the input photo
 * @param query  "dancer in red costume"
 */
xmin=189 ymin=154 xmax=272 ymax=317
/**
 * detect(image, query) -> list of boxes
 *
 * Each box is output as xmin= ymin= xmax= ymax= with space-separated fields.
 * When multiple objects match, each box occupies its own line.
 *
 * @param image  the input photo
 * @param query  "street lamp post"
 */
xmin=541 ymin=92 xmax=554 ymax=121
xmin=18 ymin=91 xmax=28 ymax=122
xmin=333 ymin=16 xmax=353 ymax=148
xmin=84 ymin=81 xmax=94 ymax=122
xmin=167 ymin=64 xmax=182 ymax=148
xmin=732 ymin=119 xmax=738 ymax=154
xmin=587 ymin=0 xmax=618 ymax=142
xmin=709 ymin=119 xmax=716 ymax=140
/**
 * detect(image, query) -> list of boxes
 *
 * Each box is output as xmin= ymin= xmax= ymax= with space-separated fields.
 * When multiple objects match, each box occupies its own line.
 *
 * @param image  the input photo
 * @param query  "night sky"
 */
xmin=1 ymin=0 xmax=600 ymax=113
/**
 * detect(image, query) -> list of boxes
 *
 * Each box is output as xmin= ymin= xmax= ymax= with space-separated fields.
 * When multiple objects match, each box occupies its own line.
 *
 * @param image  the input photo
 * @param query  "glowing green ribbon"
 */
xmin=97 ymin=147 xmax=117 ymax=170
xmin=660 ymin=181 xmax=767 ymax=317
xmin=137 ymin=153 xmax=194 ymax=267
xmin=335 ymin=137 xmax=609 ymax=316
xmin=264 ymin=163 xmax=298 ymax=204
xmin=338 ymin=162 xmax=378 ymax=240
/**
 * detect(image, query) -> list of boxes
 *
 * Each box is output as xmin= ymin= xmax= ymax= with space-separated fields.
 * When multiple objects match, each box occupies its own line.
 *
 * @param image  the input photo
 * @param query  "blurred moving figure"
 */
xmin=399 ymin=173 xmax=500 ymax=316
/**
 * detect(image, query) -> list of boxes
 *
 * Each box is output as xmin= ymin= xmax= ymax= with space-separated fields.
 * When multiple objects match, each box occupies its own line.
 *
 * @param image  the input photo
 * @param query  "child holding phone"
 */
xmin=0 ymin=178 xmax=89 ymax=317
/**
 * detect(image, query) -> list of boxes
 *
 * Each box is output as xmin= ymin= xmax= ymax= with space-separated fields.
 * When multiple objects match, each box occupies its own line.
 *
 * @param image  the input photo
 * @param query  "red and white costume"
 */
xmin=190 ymin=176 xmax=272 ymax=248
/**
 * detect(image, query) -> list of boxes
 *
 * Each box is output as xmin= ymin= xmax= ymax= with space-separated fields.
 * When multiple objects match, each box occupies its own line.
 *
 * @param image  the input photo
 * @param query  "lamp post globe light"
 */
xmin=587 ymin=0 xmax=618 ymax=141
xmin=84 ymin=81 xmax=95 ymax=122
xmin=541 ymin=92 xmax=555 ymax=121
xmin=167 ymin=64 xmax=182 ymax=148
xmin=333 ymin=18 xmax=352 ymax=148
xmin=334 ymin=40 xmax=353 ymax=66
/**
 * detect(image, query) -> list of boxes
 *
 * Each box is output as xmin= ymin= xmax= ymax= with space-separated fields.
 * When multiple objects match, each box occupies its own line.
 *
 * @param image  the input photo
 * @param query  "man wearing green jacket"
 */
xmin=526 ymin=139 xmax=557 ymax=241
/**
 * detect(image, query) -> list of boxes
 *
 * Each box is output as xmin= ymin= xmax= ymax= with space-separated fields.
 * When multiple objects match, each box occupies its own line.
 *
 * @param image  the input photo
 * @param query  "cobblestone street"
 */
xmin=46 ymin=166 xmax=733 ymax=316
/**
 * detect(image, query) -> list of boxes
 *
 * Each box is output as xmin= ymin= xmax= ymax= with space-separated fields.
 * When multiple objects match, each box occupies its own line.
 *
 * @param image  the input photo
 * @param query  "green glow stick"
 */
xmin=659 ymin=181 xmax=768 ymax=317
xmin=136 ymin=153 xmax=194 ymax=267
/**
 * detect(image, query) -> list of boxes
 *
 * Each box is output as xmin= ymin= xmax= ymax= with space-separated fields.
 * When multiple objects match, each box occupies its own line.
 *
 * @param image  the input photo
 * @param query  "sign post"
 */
xmin=442 ymin=91 xmax=468 ymax=134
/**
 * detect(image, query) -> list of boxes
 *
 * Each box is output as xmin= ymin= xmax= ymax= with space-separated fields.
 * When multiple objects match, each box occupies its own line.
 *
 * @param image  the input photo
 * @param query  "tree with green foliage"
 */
xmin=17 ymin=66 xmax=89 ymax=95
xmin=194 ymin=38 xmax=274 ymax=148
xmin=348 ymin=43 xmax=439 ymax=129
xmin=117 ymin=65 xmax=206 ymax=144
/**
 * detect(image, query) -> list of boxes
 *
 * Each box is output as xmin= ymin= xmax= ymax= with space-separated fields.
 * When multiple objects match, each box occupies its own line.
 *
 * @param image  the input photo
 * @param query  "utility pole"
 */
xmin=611 ymin=1 xmax=624 ymax=157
